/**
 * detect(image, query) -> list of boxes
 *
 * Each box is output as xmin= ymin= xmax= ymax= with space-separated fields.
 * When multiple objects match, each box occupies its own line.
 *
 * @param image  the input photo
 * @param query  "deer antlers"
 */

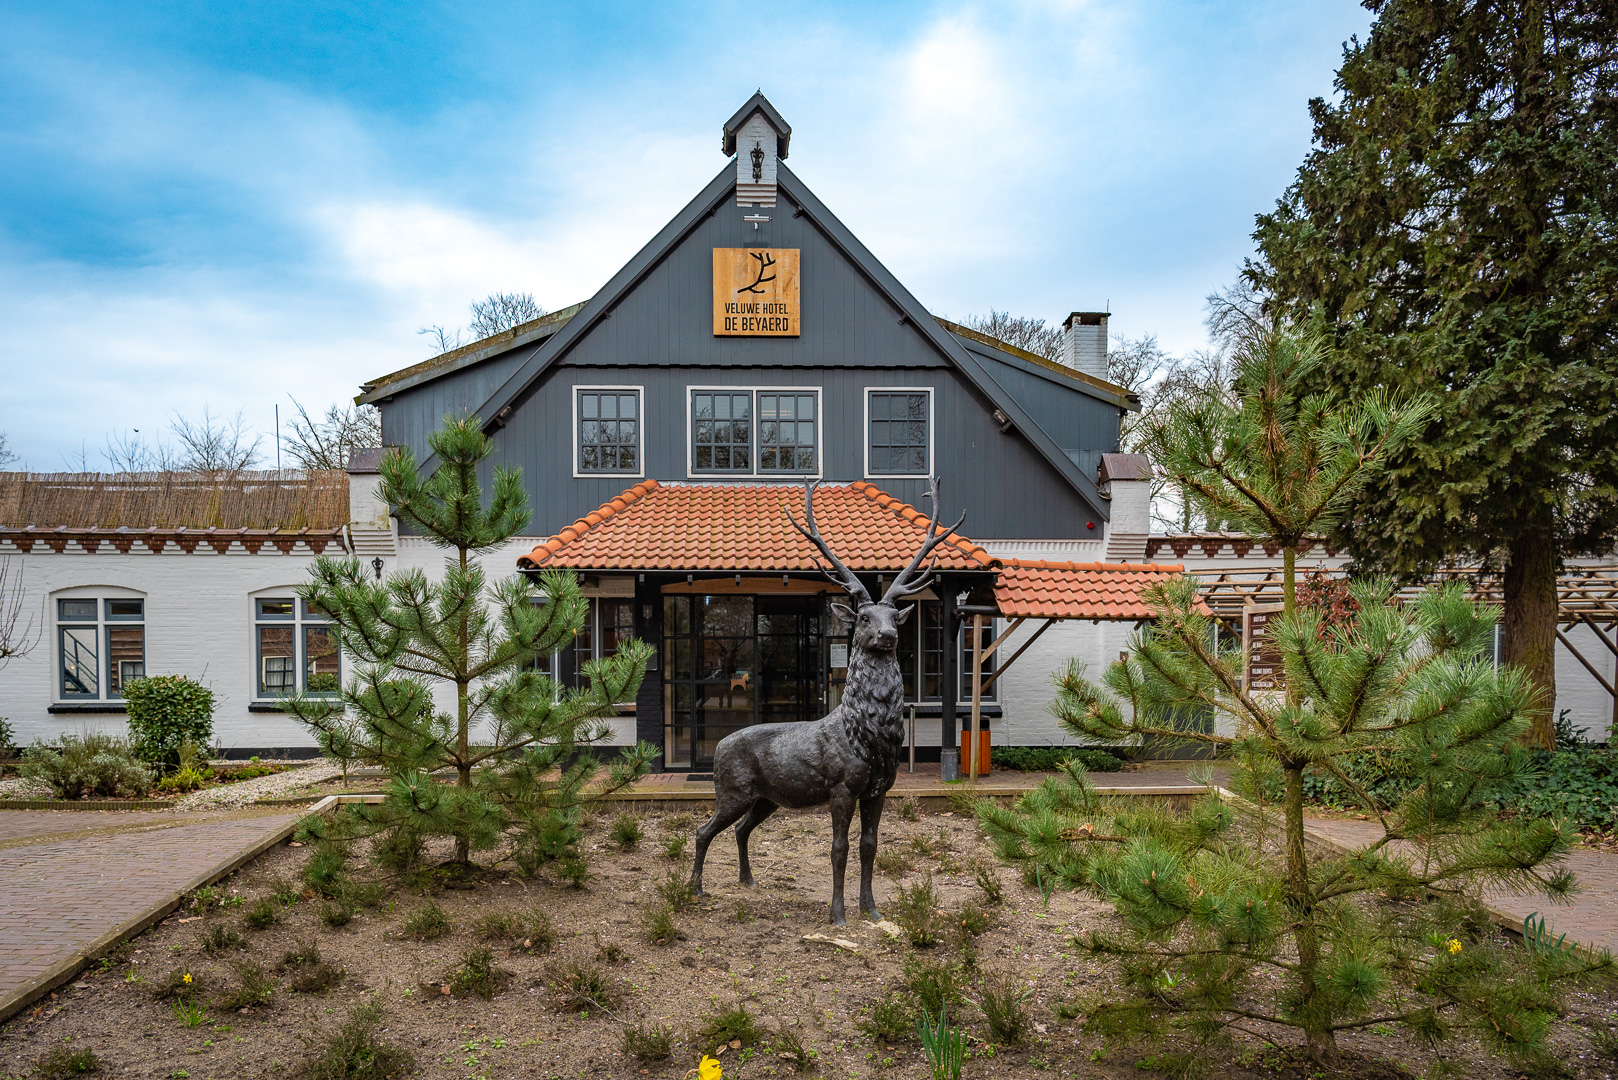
xmin=784 ymin=479 xmax=966 ymax=607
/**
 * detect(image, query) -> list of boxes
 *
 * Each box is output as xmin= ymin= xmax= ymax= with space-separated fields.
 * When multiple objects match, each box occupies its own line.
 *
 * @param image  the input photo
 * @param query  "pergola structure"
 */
xmin=1193 ymin=564 xmax=1618 ymax=725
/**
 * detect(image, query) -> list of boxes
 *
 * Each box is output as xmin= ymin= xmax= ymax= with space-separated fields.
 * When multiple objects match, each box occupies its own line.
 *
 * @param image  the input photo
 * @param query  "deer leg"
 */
xmin=858 ymin=794 xmax=886 ymax=919
xmin=829 ymin=792 xmax=855 ymax=926
xmin=734 ymin=799 xmax=779 ymax=887
xmin=690 ymin=794 xmax=753 ymax=897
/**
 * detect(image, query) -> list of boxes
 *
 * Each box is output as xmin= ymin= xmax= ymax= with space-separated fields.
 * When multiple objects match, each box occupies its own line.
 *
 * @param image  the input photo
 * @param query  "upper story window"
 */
xmin=56 ymin=596 xmax=145 ymax=700
xmin=255 ymin=597 xmax=339 ymax=698
xmin=866 ymin=388 xmax=932 ymax=477
xmin=576 ymin=387 xmax=643 ymax=476
xmin=690 ymin=388 xmax=819 ymax=476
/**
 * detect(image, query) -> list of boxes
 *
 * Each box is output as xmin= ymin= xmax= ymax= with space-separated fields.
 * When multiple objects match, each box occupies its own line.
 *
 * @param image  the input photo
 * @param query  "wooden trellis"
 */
xmin=1194 ymin=564 xmax=1618 ymax=723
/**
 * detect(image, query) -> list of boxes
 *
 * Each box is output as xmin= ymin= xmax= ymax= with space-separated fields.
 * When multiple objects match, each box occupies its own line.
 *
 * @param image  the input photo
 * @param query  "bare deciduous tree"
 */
xmin=0 ymin=556 xmax=41 ymax=669
xmin=959 ymin=310 xmax=1063 ymax=361
xmin=468 ymin=292 xmax=545 ymax=339
xmin=0 ymin=432 xmax=16 ymax=468
xmin=169 ymin=407 xmax=263 ymax=472
xmin=101 ymin=429 xmax=182 ymax=473
xmin=283 ymin=399 xmax=384 ymax=471
xmin=416 ymin=324 xmax=465 ymax=355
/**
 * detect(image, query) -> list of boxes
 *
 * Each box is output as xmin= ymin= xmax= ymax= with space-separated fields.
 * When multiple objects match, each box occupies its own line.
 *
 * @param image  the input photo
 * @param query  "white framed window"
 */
xmin=254 ymin=597 xmax=340 ymax=698
xmin=687 ymin=386 xmax=821 ymax=478
xmin=54 ymin=594 xmax=146 ymax=701
xmin=573 ymin=385 xmax=644 ymax=478
xmin=864 ymin=387 xmax=933 ymax=478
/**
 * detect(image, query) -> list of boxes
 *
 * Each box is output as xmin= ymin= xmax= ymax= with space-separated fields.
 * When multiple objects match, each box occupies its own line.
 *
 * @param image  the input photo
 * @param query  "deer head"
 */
xmin=786 ymin=479 xmax=967 ymax=655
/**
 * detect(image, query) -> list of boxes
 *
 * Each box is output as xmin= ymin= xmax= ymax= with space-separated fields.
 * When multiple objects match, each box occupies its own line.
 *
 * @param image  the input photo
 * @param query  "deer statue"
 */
xmin=689 ymin=478 xmax=966 ymax=925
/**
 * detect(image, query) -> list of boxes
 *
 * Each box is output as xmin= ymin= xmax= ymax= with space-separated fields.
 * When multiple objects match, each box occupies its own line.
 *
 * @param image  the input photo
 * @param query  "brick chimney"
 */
xmin=1061 ymin=311 xmax=1109 ymax=379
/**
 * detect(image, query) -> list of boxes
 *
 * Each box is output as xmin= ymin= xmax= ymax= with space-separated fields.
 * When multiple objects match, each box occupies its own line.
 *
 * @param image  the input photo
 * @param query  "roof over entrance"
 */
xmin=518 ymin=480 xmax=996 ymax=573
xmin=995 ymin=559 xmax=1195 ymax=621
xmin=518 ymin=481 xmax=1200 ymax=624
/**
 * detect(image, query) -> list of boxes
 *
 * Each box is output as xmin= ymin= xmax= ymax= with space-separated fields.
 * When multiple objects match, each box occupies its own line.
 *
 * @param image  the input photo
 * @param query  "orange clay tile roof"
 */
xmin=993 ymin=558 xmax=1201 ymax=620
xmin=518 ymin=480 xmax=997 ymax=573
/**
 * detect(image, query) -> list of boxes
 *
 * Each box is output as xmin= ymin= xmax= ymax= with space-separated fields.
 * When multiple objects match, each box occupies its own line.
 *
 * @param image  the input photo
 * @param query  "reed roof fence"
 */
xmin=0 ymin=470 xmax=348 ymax=530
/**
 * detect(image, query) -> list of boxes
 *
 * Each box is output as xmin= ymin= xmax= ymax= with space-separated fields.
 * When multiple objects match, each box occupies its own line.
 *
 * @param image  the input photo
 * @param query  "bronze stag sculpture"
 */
xmin=689 ymin=479 xmax=965 ymax=925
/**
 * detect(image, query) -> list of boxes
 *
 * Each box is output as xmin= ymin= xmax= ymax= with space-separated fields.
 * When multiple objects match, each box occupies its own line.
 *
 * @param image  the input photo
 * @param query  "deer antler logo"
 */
xmin=737 ymin=251 xmax=777 ymax=294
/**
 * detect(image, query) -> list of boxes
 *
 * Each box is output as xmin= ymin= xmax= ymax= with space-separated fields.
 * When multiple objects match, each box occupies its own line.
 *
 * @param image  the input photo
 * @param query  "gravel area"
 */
xmin=170 ymin=761 xmax=342 ymax=810
xmin=0 ymin=776 xmax=54 ymax=800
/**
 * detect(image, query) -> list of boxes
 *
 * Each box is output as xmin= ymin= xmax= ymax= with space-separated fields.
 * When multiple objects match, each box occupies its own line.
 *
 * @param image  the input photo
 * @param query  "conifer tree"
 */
xmin=288 ymin=415 xmax=654 ymax=873
xmin=978 ymin=330 xmax=1608 ymax=1069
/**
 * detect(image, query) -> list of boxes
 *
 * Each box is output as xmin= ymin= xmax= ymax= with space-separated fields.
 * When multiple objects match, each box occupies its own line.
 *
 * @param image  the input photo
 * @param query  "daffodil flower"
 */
xmin=683 ymin=1055 xmax=722 ymax=1080
xmin=182 ymin=973 xmax=193 ymax=984
xmin=1446 ymin=938 xmax=1462 ymax=954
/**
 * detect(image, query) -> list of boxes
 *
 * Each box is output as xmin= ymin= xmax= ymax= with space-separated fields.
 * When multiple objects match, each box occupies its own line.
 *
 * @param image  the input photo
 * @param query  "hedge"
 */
xmin=123 ymin=675 xmax=215 ymax=769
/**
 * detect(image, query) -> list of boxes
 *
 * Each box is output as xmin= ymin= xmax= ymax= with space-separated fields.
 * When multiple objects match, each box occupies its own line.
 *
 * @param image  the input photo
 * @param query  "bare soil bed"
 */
xmin=3 ymin=805 xmax=1616 ymax=1080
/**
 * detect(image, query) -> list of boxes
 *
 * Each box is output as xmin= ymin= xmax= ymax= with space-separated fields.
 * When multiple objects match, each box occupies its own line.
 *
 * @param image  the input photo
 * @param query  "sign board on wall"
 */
xmin=713 ymin=248 xmax=800 ymax=336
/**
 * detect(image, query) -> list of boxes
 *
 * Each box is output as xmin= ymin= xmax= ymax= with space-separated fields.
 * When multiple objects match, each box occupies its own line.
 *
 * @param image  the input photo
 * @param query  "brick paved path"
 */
xmin=0 ymin=809 xmax=303 ymax=1021
xmin=1304 ymin=815 xmax=1618 ymax=952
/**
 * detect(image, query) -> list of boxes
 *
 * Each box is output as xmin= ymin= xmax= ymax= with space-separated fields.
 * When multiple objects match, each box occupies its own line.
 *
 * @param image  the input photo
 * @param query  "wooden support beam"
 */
xmin=1577 ymin=612 xmax=1618 ymax=660
xmin=978 ymin=618 xmax=1057 ymax=695
xmin=1554 ymin=627 xmax=1616 ymax=699
xmin=969 ymin=613 xmax=985 ymax=784
xmin=979 ymin=617 xmax=1026 ymax=665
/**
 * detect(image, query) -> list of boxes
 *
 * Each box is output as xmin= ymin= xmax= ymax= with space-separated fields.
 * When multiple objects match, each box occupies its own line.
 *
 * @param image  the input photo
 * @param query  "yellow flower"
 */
xmin=182 ymin=973 xmax=193 ymax=984
xmin=697 ymin=1056 xmax=723 ymax=1080
xmin=1446 ymin=938 xmax=1463 ymax=954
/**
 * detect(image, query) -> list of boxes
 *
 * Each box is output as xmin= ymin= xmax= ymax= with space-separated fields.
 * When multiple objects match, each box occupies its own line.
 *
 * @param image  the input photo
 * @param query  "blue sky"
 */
xmin=0 ymin=0 xmax=1372 ymax=469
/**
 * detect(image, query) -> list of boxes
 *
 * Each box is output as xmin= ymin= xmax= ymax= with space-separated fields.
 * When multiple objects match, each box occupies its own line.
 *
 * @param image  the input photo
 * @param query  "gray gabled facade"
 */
xmin=356 ymin=96 xmax=1141 ymax=771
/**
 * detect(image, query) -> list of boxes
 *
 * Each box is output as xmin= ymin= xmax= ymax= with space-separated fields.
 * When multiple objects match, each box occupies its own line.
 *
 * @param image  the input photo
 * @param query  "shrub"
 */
xmin=122 ymin=675 xmax=215 ymax=770
xmin=979 ymin=972 xmax=1031 ymax=1045
xmin=894 ymin=875 xmax=943 ymax=948
xmin=641 ymin=904 xmax=678 ymax=945
xmin=403 ymin=902 xmax=451 ymax=940
xmin=610 ymin=814 xmax=644 ymax=850
xmin=655 ymin=868 xmax=695 ymax=911
xmin=296 ymin=999 xmax=414 ymax=1080
xmin=696 ymin=1003 xmax=763 ymax=1051
xmin=661 ymin=831 xmax=688 ymax=861
xmin=473 ymin=911 xmax=524 ymax=941
xmin=20 ymin=733 xmax=151 ymax=799
xmin=859 ymin=994 xmax=913 ymax=1042
xmin=621 ymin=1022 xmax=673 ymax=1063
xmin=992 ymin=745 xmax=1124 ymax=773
xmin=200 ymin=925 xmax=244 ymax=954
xmin=290 ymin=964 xmax=345 ymax=994
xmin=523 ymin=912 xmax=556 ymax=953
xmin=156 ymin=763 xmax=210 ymax=794
xmin=544 ymin=958 xmax=618 ymax=1013
xmin=875 ymin=849 xmax=913 ymax=877
xmin=972 ymin=864 xmax=1003 ymax=905
xmin=902 ymin=955 xmax=965 ymax=1017
xmin=301 ymin=843 xmax=350 ymax=898
xmin=214 ymin=961 xmax=276 ymax=1011
xmin=243 ymin=898 xmax=282 ymax=930
xmin=955 ymin=903 xmax=992 ymax=937
xmin=151 ymin=968 xmax=205 ymax=1001
xmin=448 ymin=947 xmax=510 ymax=999
xmin=771 ymin=1028 xmax=817 ymax=1073
xmin=319 ymin=902 xmax=353 ymax=929
xmin=33 ymin=1041 xmax=98 ymax=1078
xmin=554 ymin=853 xmax=590 ymax=889
xmin=281 ymin=941 xmax=323 ymax=968
xmin=0 ymin=718 xmax=18 ymax=757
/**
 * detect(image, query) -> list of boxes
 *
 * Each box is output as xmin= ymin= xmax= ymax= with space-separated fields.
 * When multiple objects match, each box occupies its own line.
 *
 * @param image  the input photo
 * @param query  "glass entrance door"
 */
xmin=664 ymin=592 xmax=826 ymax=770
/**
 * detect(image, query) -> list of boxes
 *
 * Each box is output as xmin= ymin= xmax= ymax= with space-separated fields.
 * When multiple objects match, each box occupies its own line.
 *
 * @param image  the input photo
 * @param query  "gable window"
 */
xmin=576 ymin=387 xmax=643 ymax=476
xmin=866 ymin=388 xmax=932 ymax=477
xmin=255 ymin=598 xmax=339 ymax=697
xmin=690 ymin=388 xmax=819 ymax=476
xmin=56 ymin=597 xmax=145 ymax=700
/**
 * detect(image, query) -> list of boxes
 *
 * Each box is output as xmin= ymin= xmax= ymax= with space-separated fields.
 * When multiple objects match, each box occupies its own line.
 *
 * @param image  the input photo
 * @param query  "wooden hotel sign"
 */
xmin=713 ymin=248 xmax=800 ymax=336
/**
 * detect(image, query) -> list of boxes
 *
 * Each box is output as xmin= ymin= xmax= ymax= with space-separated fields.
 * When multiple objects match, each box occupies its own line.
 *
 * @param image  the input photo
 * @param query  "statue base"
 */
xmin=939 ymin=749 xmax=960 ymax=782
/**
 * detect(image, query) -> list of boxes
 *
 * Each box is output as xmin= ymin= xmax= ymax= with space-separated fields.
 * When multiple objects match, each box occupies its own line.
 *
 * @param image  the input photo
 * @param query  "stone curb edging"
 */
xmin=0 ymin=794 xmax=381 ymax=1026
xmin=0 ymin=800 xmax=177 ymax=812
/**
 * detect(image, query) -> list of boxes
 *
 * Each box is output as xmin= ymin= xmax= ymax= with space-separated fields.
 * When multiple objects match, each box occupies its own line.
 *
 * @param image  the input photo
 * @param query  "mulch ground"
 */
xmin=2 ymin=805 xmax=1616 ymax=1080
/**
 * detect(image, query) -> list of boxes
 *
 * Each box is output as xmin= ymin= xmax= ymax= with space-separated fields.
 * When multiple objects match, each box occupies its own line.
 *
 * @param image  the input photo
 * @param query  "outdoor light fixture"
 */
xmin=735 ymin=574 xmax=742 ymax=586
xmin=371 ymin=557 xmax=384 ymax=580
xmin=782 ymin=574 xmax=789 ymax=586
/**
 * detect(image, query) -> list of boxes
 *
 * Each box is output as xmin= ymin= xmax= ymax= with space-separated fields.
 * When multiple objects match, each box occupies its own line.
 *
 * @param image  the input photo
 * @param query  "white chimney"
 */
xmin=1061 ymin=311 xmax=1109 ymax=379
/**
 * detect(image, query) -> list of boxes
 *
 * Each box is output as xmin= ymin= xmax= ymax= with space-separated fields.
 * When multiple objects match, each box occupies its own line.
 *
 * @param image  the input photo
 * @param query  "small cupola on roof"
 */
xmin=723 ymin=92 xmax=791 ymax=209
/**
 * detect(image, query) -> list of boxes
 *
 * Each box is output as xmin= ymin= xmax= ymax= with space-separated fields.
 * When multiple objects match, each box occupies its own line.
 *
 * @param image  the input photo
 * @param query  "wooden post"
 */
xmin=908 ymin=706 xmax=916 ymax=773
xmin=969 ymin=613 xmax=985 ymax=783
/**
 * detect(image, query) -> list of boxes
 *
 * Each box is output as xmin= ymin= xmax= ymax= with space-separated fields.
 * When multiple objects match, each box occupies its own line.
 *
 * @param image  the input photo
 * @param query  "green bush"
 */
xmin=123 ymin=675 xmax=215 ymax=769
xmin=21 ymin=733 xmax=151 ymax=798
xmin=992 ymin=746 xmax=1125 ymax=772
xmin=0 ymin=718 xmax=17 ymax=757
xmin=296 ymin=999 xmax=413 ymax=1080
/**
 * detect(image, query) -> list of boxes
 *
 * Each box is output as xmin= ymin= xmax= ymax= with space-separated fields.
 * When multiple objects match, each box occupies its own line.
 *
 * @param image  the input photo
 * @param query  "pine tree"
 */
xmin=1249 ymin=0 xmax=1618 ymax=747
xmin=978 ymin=330 xmax=1608 ymax=1068
xmin=288 ymin=415 xmax=654 ymax=874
